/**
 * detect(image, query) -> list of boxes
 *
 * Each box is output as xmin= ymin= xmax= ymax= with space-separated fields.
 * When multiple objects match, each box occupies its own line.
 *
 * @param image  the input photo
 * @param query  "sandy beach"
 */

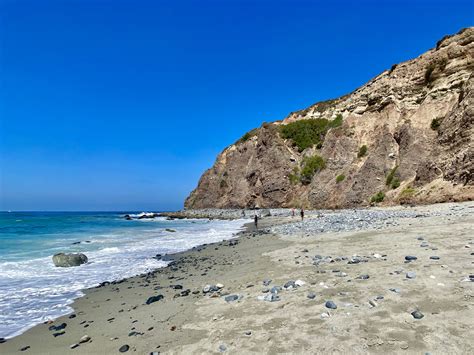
xmin=1 ymin=202 xmax=473 ymax=354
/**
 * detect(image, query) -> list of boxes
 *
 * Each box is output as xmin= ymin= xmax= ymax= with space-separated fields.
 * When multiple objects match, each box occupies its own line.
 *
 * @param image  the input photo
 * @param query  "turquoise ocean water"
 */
xmin=0 ymin=212 xmax=246 ymax=339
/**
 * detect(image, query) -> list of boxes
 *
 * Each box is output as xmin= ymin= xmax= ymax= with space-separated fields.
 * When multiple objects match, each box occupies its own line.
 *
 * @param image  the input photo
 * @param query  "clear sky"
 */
xmin=0 ymin=0 xmax=472 ymax=211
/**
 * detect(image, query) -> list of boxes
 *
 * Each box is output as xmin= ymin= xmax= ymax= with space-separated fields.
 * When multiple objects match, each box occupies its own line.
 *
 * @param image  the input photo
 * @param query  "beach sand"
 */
xmin=1 ymin=202 xmax=473 ymax=354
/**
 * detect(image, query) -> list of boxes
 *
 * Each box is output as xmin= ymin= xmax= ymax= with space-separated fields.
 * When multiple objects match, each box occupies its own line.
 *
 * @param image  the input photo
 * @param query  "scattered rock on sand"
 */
xmin=145 ymin=295 xmax=164 ymax=304
xmin=270 ymin=286 xmax=282 ymax=294
xmin=406 ymin=272 xmax=416 ymax=279
xmin=70 ymin=343 xmax=79 ymax=349
xmin=52 ymin=253 xmax=88 ymax=267
xmin=325 ymin=301 xmax=337 ymax=309
xmin=411 ymin=310 xmax=424 ymax=319
xmin=203 ymin=284 xmax=223 ymax=293
xmin=295 ymin=279 xmax=306 ymax=287
xmin=128 ymin=331 xmax=143 ymax=337
xmin=259 ymin=293 xmax=280 ymax=302
xmin=307 ymin=292 xmax=316 ymax=299
xmin=224 ymin=294 xmax=240 ymax=302
xmin=52 ymin=331 xmax=65 ymax=337
xmin=348 ymin=256 xmax=365 ymax=264
xmin=79 ymin=335 xmax=90 ymax=343
xmin=461 ymin=275 xmax=474 ymax=282
xmin=405 ymin=255 xmax=417 ymax=261
xmin=48 ymin=323 xmax=67 ymax=331
xmin=219 ymin=344 xmax=227 ymax=352
xmin=430 ymin=256 xmax=440 ymax=260
xmin=119 ymin=344 xmax=130 ymax=352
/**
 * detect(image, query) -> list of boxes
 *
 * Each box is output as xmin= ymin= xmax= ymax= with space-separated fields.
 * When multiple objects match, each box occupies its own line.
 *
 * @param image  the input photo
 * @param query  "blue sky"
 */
xmin=0 ymin=0 xmax=472 ymax=211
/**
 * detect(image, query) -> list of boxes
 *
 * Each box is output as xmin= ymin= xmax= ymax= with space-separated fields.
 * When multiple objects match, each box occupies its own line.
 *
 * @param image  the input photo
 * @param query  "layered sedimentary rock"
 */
xmin=186 ymin=28 xmax=474 ymax=209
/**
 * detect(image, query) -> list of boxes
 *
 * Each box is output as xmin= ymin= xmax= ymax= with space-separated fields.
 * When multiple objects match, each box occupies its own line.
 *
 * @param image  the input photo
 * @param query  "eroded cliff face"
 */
xmin=185 ymin=28 xmax=474 ymax=209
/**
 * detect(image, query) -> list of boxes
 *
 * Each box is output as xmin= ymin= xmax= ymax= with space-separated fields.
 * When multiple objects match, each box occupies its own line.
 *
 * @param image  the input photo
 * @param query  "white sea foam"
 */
xmin=0 ymin=218 xmax=247 ymax=339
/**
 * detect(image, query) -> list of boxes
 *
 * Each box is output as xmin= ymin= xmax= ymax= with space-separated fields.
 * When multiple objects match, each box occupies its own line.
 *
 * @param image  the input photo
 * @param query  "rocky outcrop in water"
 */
xmin=52 ymin=253 xmax=88 ymax=267
xmin=186 ymin=28 xmax=474 ymax=209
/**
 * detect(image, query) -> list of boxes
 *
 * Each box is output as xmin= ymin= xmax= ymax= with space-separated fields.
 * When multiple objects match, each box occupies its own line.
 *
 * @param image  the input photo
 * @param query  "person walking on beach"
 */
xmin=300 ymin=208 xmax=304 ymax=221
xmin=254 ymin=214 xmax=258 ymax=229
xmin=291 ymin=208 xmax=295 ymax=217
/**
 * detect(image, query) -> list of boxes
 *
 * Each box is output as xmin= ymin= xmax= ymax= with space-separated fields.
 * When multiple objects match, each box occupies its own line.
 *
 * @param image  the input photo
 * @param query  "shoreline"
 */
xmin=0 ymin=216 xmax=249 ymax=341
xmin=1 ymin=202 xmax=473 ymax=353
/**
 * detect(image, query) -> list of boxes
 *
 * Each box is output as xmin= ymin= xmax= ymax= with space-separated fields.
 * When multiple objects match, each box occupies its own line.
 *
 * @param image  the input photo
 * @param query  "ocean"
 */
xmin=0 ymin=212 xmax=246 ymax=339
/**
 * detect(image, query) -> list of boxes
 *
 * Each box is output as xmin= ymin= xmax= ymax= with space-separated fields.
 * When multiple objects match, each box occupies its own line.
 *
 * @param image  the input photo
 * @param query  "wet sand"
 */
xmin=1 ymin=202 xmax=473 ymax=354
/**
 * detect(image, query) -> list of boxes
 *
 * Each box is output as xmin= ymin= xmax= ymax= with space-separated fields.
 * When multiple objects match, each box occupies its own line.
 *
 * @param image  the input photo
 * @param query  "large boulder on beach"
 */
xmin=52 ymin=253 xmax=88 ymax=267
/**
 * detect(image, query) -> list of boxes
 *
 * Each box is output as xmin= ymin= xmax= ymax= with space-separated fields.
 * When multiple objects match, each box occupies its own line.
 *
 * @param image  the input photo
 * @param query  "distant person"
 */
xmin=254 ymin=214 xmax=258 ymax=229
xmin=291 ymin=208 xmax=295 ymax=217
xmin=241 ymin=210 xmax=245 ymax=218
xmin=300 ymin=208 xmax=304 ymax=221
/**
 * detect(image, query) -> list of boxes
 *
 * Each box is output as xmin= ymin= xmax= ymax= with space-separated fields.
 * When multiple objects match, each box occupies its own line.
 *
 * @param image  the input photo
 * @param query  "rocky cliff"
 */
xmin=185 ymin=28 xmax=474 ymax=209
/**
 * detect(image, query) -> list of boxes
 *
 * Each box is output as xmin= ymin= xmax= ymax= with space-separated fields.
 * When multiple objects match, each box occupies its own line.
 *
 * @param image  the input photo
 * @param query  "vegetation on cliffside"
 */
xmin=287 ymin=155 xmax=326 ymax=185
xmin=279 ymin=114 xmax=343 ymax=151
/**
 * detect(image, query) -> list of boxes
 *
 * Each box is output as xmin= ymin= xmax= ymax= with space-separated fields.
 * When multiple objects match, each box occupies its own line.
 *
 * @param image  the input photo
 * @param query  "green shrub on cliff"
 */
xmin=279 ymin=115 xmax=343 ymax=152
xmin=237 ymin=128 xmax=259 ymax=144
xmin=336 ymin=174 xmax=345 ymax=183
xmin=300 ymin=155 xmax=326 ymax=184
xmin=399 ymin=186 xmax=416 ymax=203
xmin=386 ymin=166 xmax=401 ymax=189
xmin=390 ymin=177 xmax=400 ymax=189
xmin=357 ymin=145 xmax=367 ymax=158
xmin=329 ymin=114 xmax=343 ymax=128
xmin=240 ymin=132 xmax=252 ymax=142
xmin=430 ymin=118 xmax=441 ymax=130
xmin=370 ymin=191 xmax=385 ymax=203
xmin=288 ymin=167 xmax=300 ymax=185
xmin=280 ymin=119 xmax=329 ymax=151
xmin=401 ymin=186 xmax=415 ymax=196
